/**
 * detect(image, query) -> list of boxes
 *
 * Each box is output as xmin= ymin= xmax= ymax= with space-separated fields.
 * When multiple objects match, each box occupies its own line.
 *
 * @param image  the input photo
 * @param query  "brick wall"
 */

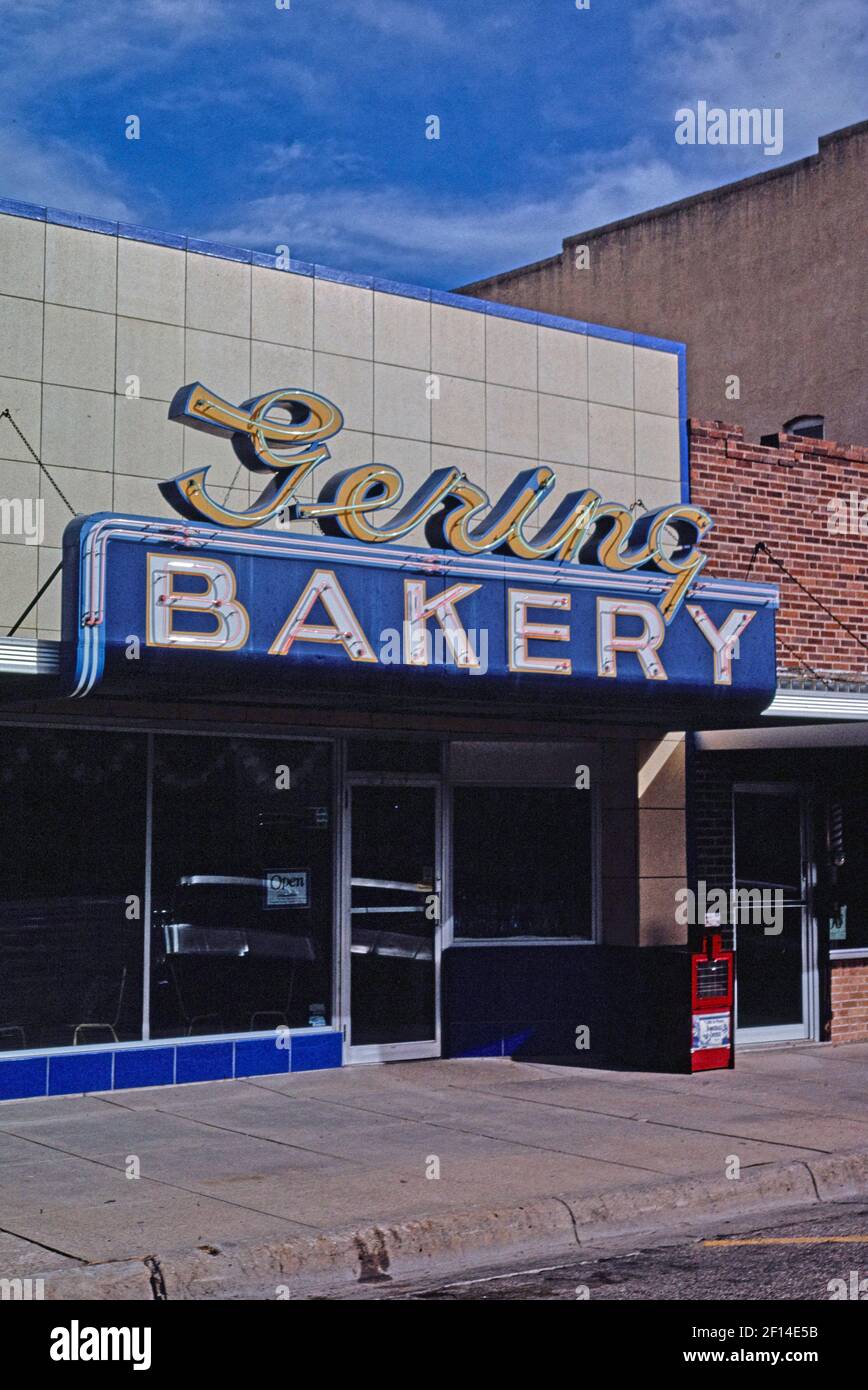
xmin=830 ymin=961 xmax=868 ymax=1044
xmin=690 ymin=420 xmax=868 ymax=682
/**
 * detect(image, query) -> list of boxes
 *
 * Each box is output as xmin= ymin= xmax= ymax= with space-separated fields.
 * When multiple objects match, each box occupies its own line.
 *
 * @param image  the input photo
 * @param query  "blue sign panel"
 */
xmin=62 ymin=514 xmax=777 ymax=718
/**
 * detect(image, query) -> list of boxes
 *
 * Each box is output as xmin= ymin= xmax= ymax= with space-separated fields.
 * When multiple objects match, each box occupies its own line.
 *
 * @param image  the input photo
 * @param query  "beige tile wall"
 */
xmin=0 ymin=212 xmax=683 ymax=639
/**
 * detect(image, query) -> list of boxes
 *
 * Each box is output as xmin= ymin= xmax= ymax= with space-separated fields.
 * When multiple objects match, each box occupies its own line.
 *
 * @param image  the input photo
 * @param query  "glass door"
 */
xmin=345 ymin=778 xmax=441 ymax=1061
xmin=733 ymin=783 xmax=816 ymax=1043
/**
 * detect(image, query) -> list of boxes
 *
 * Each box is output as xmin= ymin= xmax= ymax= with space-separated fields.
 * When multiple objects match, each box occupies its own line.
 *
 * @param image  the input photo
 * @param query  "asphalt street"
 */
xmin=329 ymin=1198 xmax=868 ymax=1301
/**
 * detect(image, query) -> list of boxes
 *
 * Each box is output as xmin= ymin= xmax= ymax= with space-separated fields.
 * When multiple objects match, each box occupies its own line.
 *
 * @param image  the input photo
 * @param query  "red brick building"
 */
xmin=689 ymin=421 xmax=868 ymax=1045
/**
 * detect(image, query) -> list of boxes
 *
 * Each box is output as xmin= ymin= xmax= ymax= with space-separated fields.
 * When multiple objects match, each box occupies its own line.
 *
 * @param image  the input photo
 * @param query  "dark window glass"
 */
xmin=150 ymin=737 xmax=333 ymax=1037
xmin=734 ymin=791 xmax=802 ymax=898
xmin=735 ymin=905 xmax=805 ymax=1030
xmin=350 ymin=784 xmax=437 ymax=1046
xmin=827 ymin=785 xmax=868 ymax=950
xmin=347 ymin=739 xmax=441 ymax=774
xmin=453 ymin=786 xmax=593 ymax=939
xmin=0 ymin=727 xmax=146 ymax=1052
xmin=784 ymin=415 xmax=825 ymax=440
xmin=733 ymin=789 xmax=805 ymax=1030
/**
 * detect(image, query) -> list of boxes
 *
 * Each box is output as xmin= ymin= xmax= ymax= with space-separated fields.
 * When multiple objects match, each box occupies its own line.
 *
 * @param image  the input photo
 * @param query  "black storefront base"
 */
xmin=442 ymin=943 xmax=691 ymax=1072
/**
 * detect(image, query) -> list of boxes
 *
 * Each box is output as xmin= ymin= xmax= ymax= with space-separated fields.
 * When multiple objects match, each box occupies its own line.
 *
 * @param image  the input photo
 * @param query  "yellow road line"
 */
xmin=704 ymin=1235 xmax=868 ymax=1247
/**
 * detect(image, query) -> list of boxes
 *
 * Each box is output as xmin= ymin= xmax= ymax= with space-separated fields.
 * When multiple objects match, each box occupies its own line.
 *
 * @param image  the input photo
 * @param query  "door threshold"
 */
xmin=348 ymin=1042 xmax=441 ymax=1064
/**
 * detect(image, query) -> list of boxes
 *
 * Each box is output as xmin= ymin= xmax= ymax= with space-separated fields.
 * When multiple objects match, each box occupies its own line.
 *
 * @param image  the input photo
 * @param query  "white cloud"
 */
xmin=205 ymin=146 xmax=703 ymax=283
xmin=0 ymin=0 xmax=248 ymax=220
xmin=645 ymin=0 xmax=868 ymax=157
xmin=1 ymin=0 xmax=863 ymax=286
xmin=0 ymin=128 xmax=138 ymax=221
xmin=332 ymin=0 xmax=452 ymax=45
xmin=205 ymin=0 xmax=868 ymax=283
xmin=0 ymin=0 xmax=235 ymax=92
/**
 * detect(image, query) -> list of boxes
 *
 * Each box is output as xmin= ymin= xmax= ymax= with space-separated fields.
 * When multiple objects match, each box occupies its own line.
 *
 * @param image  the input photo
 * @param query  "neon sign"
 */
xmin=161 ymin=383 xmax=712 ymax=624
xmin=63 ymin=515 xmax=778 ymax=706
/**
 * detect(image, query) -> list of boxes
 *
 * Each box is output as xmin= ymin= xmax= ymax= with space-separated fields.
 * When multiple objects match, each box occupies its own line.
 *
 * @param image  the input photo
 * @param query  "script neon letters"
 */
xmin=161 ymin=383 xmax=712 ymax=624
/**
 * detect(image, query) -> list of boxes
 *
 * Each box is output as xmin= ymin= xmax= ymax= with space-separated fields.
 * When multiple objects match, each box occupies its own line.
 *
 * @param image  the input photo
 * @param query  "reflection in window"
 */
xmin=784 ymin=415 xmax=825 ymax=440
xmin=0 ymin=727 xmax=146 ymax=1051
xmin=827 ymin=784 xmax=868 ymax=950
xmin=734 ymin=790 xmax=802 ymax=897
xmin=453 ymin=786 xmax=593 ymax=939
xmin=149 ymin=737 xmax=333 ymax=1037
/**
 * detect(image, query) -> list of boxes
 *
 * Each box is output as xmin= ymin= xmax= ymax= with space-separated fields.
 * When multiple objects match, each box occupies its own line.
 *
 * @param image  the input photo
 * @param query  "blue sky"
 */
xmin=0 ymin=0 xmax=865 ymax=287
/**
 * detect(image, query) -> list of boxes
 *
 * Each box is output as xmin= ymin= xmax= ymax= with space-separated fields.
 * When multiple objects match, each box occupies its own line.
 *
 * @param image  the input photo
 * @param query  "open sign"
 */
xmin=265 ymin=870 xmax=309 ymax=909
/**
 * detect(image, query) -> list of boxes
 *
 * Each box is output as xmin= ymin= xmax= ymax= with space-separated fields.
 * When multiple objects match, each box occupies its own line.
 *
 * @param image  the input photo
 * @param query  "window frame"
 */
xmin=0 ymin=717 xmax=342 ymax=1055
xmin=443 ymin=742 xmax=601 ymax=948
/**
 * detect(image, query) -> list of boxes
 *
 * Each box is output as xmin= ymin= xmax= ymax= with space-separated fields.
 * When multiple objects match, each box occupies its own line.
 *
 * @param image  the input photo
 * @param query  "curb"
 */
xmin=32 ymin=1147 xmax=868 ymax=1300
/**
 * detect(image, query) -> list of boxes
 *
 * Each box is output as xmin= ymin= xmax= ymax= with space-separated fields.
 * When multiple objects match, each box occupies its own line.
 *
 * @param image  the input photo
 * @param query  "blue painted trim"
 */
xmin=0 ymin=1031 xmax=344 ymax=1102
xmin=176 ymin=1041 xmax=234 ymax=1084
xmin=0 ymin=1056 xmax=47 ymax=1100
xmin=291 ymin=1031 xmax=344 ymax=1072
xmin=49 ymin=1049 xmax=114 ymax=1096
xmin=186 ymin=237 xmax=252 ymax=264
xmin=373 ymin=277 xmax=431 ymax=302
xmin=251 ymin=250 xmax=315 ymax=276
xmin=679 ymin=415 xmax=690 ymax=504
xmin=114 ymin=1046 xmax=175 ymax=1090
xmin=0 ymin=196 xmax=46 ymax=221
xmin=676 ymin=343 xmax=690 ymax=502
xmin=484 ymin=300 xmax=541 ymax=325
xmin=430 ymin=288 xmax=486 ymax=313
xmin=314 ymin=264 xmax=374 ymax=290
xmin=234 ymin=1037 xmax=290 ymax=1078
xmin=47 ymin=208 xmax=118 ymax=237
xmin=118 ymin=222 xmax=187 ymax=251
xmin=585 ymin=321 xmax=634 ymax=346
xmin=536 ymin=311 xmax=589 ymax=335
xmin=633 ymin=331 xmax=683 ymax=356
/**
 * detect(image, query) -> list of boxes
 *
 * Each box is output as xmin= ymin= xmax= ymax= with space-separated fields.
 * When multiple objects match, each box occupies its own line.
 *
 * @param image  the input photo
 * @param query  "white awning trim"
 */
xmin=0 ymin=637 xmax=61 ymax=676
xmin=763 ymin=687 xmax=868 ymax=721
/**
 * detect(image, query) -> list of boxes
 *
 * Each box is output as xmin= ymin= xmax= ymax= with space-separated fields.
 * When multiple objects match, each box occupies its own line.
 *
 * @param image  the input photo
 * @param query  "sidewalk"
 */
xmin=1 ymin=1043 xmax=867 ymax=1298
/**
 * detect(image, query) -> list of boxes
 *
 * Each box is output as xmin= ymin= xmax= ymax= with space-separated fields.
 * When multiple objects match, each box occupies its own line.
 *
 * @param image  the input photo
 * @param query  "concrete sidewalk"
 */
xmin=1 ymin=1043 xmax=867 ymax=1298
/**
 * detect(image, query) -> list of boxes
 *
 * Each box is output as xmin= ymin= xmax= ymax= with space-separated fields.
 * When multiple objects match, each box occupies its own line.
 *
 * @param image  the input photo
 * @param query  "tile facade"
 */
xmin=0 ymin=202 xmax=685 ymax=640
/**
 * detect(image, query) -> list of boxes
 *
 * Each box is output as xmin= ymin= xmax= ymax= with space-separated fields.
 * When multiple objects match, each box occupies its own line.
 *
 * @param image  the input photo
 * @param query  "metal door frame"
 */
xmin=340 ymin=771 xmax=444 ymax=1064
xmin=732 ymin=781 xmax=818 ymax=1045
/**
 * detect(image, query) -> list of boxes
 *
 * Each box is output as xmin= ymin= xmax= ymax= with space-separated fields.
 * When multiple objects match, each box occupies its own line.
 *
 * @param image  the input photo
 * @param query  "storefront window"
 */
xmin=827 ymin=785 xmax=868 ymax=951
xmin=0 ymin=726 xmax=146 ymax=1051
xmin=149 ymin=736 xmax=334 ymax=1037
xmin=452 ymin=786 xmax=593 ymax=939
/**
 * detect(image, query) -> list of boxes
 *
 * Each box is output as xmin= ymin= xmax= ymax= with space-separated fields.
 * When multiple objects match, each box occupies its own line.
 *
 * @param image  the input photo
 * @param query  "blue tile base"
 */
xmin=0 ymin=1030 xmax=343 ymax=1102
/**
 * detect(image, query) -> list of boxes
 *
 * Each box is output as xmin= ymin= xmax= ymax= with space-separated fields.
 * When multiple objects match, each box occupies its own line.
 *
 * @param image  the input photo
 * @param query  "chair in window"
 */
xmin=168 ymin=957 xmax=227 ymax=1036
xmin=249 ymin=974 xmax=297 ymax=1032
xmin=248 ymin=936 xmax=315 ymax=1030
xmin=71 ymin=967 xmax=128 ymax=1045
xmin=0 ymin=979 xmax=26 ymax=1049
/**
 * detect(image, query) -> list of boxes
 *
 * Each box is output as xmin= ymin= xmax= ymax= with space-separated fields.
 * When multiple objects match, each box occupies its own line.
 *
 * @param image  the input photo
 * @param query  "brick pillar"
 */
xmin=830 ymin=959 xmax=868 ymax=1043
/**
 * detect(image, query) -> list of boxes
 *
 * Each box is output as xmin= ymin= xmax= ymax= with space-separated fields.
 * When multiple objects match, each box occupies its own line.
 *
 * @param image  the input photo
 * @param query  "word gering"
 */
xmin=161 ymin=383 xmax=710 ymax=624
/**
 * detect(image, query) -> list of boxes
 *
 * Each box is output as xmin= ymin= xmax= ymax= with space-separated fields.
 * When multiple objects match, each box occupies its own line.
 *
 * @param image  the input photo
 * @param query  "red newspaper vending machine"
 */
xmin=690 ymin=932 xmax=734 ymax=1071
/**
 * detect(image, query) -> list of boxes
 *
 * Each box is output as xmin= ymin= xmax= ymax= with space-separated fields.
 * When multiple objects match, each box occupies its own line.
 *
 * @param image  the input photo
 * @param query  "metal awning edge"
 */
xmin=0 ymin=637 xmax=61 ymax=676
